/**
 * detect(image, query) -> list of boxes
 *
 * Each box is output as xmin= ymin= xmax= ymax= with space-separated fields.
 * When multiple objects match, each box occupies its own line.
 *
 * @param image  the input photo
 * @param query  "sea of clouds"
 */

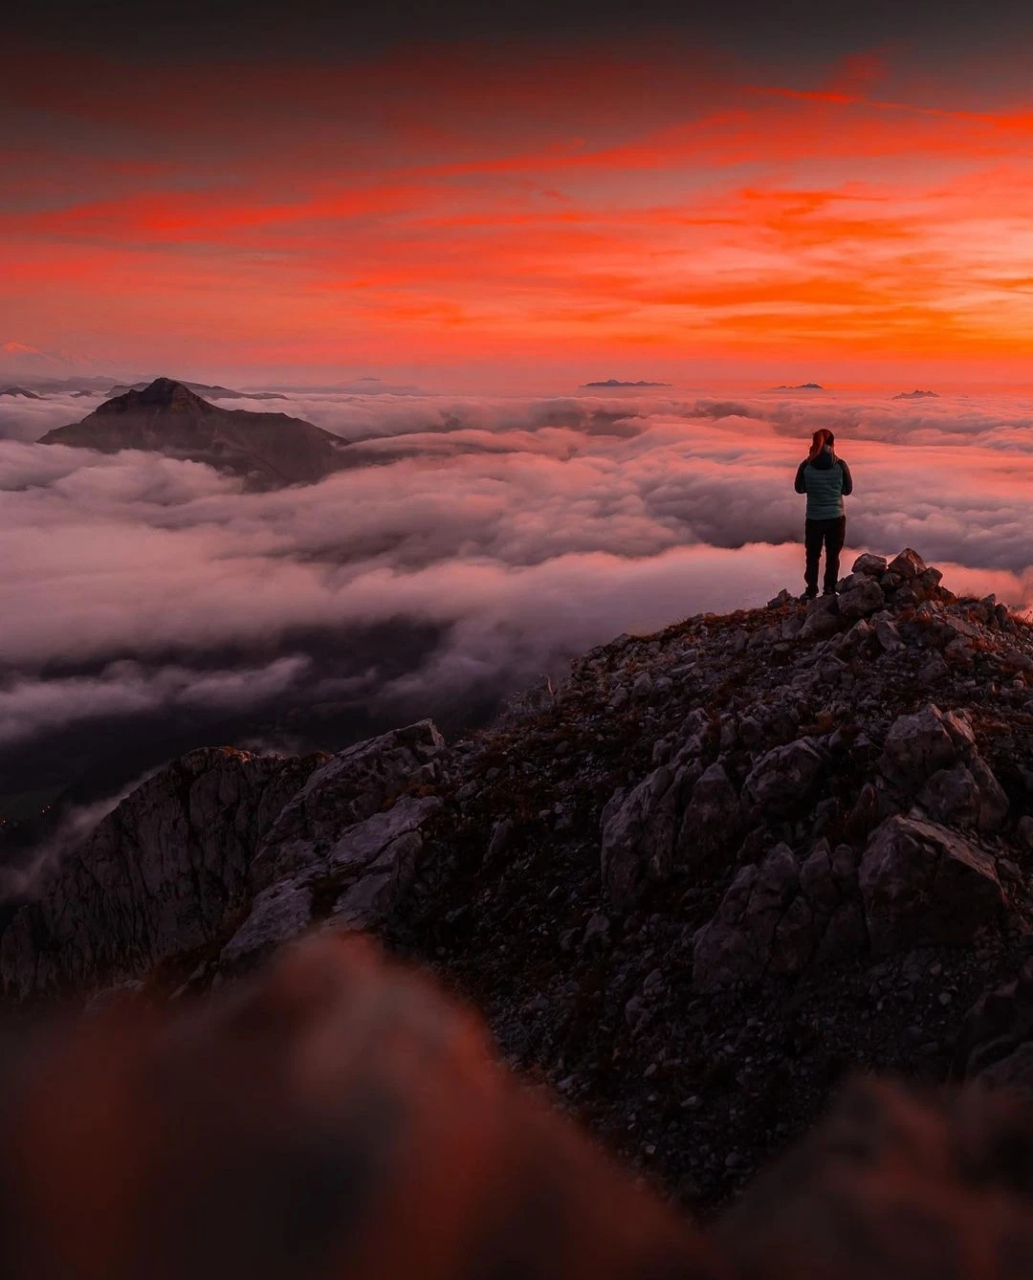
xmin=3 ymin=385 xmax=1033 ymax=796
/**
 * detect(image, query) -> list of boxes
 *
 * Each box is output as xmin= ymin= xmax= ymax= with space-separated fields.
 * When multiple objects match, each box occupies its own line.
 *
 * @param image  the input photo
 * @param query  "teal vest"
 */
xmin=803 ymin=461 xmax=845 ymax=520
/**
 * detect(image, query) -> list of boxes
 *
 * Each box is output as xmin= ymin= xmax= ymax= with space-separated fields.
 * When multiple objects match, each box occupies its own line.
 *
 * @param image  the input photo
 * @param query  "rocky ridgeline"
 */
xmin=6 ymin=547 xmax=1033 ymax=1221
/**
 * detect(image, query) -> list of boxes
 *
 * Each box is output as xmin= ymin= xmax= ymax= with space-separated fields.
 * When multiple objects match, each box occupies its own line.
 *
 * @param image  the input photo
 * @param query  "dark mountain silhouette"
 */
xmin=894 ymin=389 xmax=939 ymax=400
xmin=773 ymin=382 xmax=824 ymax=390
xmin=107 ymin=379 xmax=287 ymax=400
xmin=0 ymin=386 xmax=42 ymax=399
xmin=39 ymin=378 xmax=351 ymax=489
xmin=581 ymin=378 xmax=671 ymax=388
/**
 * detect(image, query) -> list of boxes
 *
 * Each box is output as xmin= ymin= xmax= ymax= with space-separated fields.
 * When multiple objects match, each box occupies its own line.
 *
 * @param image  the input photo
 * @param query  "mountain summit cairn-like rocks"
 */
xmin=39 ymin=376 xmax=352 ymax=488
xmin=9 ymin=546 xmax=1033 ymax=1261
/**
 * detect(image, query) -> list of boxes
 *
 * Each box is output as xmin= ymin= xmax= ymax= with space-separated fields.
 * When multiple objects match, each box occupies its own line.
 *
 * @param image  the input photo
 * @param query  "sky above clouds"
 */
xmin=5 ymin=4 xmax=1033 ymax=388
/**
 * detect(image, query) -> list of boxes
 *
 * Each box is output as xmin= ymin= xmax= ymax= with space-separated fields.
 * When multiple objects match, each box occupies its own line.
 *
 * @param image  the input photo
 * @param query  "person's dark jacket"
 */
xmin=795 ymin=447 xmax=853 ymax=520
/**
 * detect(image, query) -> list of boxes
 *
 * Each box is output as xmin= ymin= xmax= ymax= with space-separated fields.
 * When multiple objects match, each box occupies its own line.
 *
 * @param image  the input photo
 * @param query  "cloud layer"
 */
xmin=2 ymin=384 xmax=1032 ymax=786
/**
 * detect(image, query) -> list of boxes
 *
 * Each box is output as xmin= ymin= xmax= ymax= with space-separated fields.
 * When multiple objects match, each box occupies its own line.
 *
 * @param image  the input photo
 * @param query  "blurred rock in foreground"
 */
xmin=4 ymin=935 xmax=1033 ymax=1279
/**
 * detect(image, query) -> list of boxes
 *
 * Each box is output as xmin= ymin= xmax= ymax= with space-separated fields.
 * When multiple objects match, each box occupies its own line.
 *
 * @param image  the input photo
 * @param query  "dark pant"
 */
xmin=804 ymin=517 xmax=846 ymax=594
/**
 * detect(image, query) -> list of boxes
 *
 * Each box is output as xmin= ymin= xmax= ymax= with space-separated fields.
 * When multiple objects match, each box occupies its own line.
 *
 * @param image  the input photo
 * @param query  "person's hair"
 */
xmin=807 ymin=428 xmax=836 ymax=462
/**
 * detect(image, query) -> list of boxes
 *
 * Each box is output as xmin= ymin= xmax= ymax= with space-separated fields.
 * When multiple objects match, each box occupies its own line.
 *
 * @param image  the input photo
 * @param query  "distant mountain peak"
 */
xmin=97 ymin=377 xmax=214 ymax=416
xmin=39 ymin=378 xmax=350 ymax=490
xmin=580 ymin=378 xmax=672 ymax=388
xmin=106 ymin=378 xmax=288 ymax=401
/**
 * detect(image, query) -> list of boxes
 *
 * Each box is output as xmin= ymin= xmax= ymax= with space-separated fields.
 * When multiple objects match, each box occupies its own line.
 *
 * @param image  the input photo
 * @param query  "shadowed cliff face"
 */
xmin=39 ymin=378 xmax=353 ymax=489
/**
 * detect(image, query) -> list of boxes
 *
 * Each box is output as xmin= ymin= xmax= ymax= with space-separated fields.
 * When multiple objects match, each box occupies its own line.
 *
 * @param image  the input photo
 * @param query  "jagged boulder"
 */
xmin=0 ymin=748 xmax=322 ymax=1001
xmin=220 ymin=794 xmax=443 ymax=974
xmin=743 ymin=737 xmax=825 ymax=817
xmin=251 ymin=720 xmax=445 ymax=888
xmin=871 ymin=609 xmax=904 ymax=652
xmin=0 ymin=722 xmax=448 ymax=1002
xmin=837 ymin=576 xmax=885 ymax=619
xmin=858 ymin=815 xmax=1006 ymax=956
xmin=888 ymin=547 xmax=928 ymax=580
xmin=677 ymin=762 xmax=742 ymax=860
xmin=851 ymin=552 xmax=888 ymax=576
xmin=879 ymin=704 xmax=974 ymax=788
xmin=800 ymin=595 xmax=841 ymax=639
xmin=217 ymin=879 xmax=314 ymax=975
xmin=919 ymin=756 xmax=1009 ymax=833
xmin=692 ymin=839 xmax=866 ymax=991
xmin=692 ymin=844 xmax=799 ymax=990
xmin=601 ymin=767 xmax=684 ymax=908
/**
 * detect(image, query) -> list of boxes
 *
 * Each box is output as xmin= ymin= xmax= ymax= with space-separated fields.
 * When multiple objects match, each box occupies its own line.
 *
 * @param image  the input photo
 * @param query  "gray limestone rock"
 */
xmin=485 ymin=818 xmax=517 ymax=866
xmin=919 ymin=755 xmax=1008 ymax=833
xmin=601 ymin=767 xmax=682 ymax=908
xmin=879 ymin=704 xmax=969 ymax=788
xmin=743 ymin=738 xmax=825 ymax=817
xmin=692 ymin=838 xmax=866 ymax=990
xmin=328 ymin=796 xmax=442 ymax=925
xmin=0 ymin=747 xmax=322 ymax=1001
xmin=887 ymin=548 xmax=928 ymax=580
xmin=677 ymin=762 xmax=742 ymax=861
xmin=859 ymin=815 xmax=1006 ymax=956
xmin=632 ymin=672 xmax=654 ymax=700
xmin=800 ymin=595 xmax=842 ymax=640
xmin=251 ymin=720 xmax=445 ymax=888
xmin=218 ymin=880 xmax=315 ymax=975
xmin=851 ymin=553 xmax=888 ymax=576
xmin=837 ymin=577 xmax=885 ymax=619
xmin=220 ymin=794 xmax=442 ymax=975
xmin=692 ymin=845 xmax=799 ymax=990
xmin=871 ymin=610 xmax=904 ymax=652
xmin=952 ymin=961 xmax=1033 ymax=1086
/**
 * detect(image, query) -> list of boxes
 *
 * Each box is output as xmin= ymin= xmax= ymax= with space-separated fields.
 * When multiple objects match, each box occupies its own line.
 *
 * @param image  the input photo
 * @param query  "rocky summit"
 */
xmin=7 ymin=546 xmax=1033 ymax=1272
xmin=39 ymin=376 xmax=352 ymax=488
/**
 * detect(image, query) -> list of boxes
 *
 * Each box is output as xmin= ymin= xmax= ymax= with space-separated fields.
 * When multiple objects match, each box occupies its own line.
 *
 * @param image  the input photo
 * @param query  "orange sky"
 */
xmin=4 ymin=39 xmax=1033 ymax=389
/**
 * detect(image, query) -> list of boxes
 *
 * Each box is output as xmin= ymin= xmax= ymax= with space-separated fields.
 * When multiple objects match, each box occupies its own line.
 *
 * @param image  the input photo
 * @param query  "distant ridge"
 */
xmin=580 ymin=378 xmax=671 ymax=388
xmin=772 ymin=382 xmax=824 ymax=391
xmin=107 ymin=379 xmax=287 ymax=401
xmin=39 ymin=378 xmax=351 ymax=490
xmin=0 ymin=386 xmax=42 ymax=399
xmin=893 ymin=389 xmax=939 ymax=400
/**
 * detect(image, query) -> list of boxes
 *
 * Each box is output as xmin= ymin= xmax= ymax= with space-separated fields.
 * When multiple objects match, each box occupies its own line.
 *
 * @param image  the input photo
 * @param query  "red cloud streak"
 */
xmin=4 ymin=39 xmax=1033 ymax=383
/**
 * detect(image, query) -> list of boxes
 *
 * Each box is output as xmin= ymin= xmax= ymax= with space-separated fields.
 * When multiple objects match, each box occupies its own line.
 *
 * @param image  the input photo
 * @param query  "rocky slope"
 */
xmin=39 ymin=377 xmax=351 ymax=488
xmin=6 ymin=547 xmax=1033 ymax=1225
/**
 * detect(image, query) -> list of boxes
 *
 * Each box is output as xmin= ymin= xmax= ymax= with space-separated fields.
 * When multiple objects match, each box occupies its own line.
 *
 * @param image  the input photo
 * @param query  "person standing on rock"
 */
xmin=795 ymin=428 xmax=853 ymax=599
